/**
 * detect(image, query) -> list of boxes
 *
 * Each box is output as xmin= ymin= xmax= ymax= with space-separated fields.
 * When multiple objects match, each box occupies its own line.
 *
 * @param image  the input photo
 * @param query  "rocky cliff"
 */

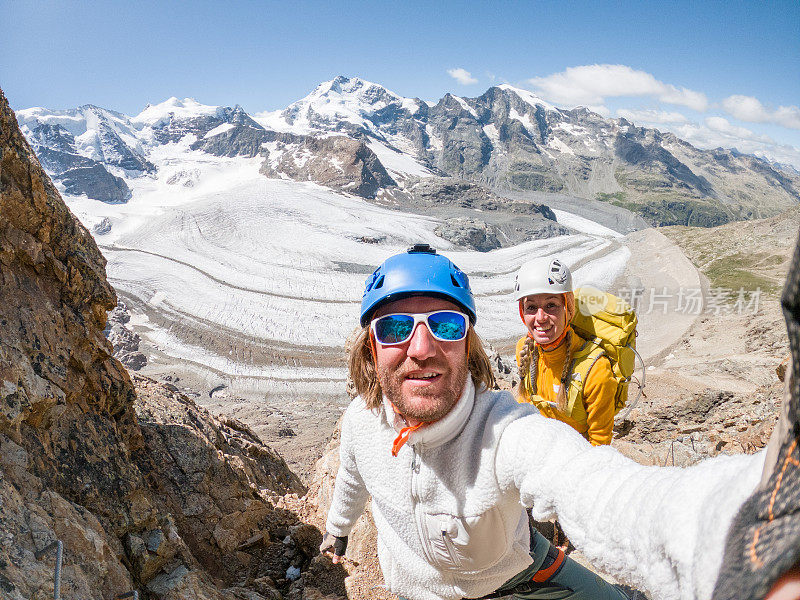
xmin=0 ymin=86 xmax=346 ymax=600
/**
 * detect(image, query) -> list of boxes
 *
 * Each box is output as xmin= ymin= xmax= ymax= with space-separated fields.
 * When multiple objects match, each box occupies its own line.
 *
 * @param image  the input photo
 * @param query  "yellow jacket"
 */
xmin=515 ymin=332 xmax=616 ymax=446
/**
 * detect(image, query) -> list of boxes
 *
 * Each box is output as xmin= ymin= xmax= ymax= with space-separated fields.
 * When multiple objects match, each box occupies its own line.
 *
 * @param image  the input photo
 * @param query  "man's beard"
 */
xmin=377 ymin=358 xmax=469 ymax=423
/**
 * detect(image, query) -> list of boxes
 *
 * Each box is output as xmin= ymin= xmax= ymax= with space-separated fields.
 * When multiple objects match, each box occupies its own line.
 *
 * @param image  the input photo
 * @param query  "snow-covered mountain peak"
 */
xmin=496 ymin=84 xmax=557 ymax=112
xmin=275 ymin=75 xmax=421 ymax=134
xmin=17 ymin=105 xmax=104 ymax=139
xmin=310 ymin=75 xmax=405 ymax=106
xmin=16 ymin=104 xmax=143 ymax=154
xmin=17 ymin=76 xmax=800 ymax=228
xmin=133 ymin=97 xmax=222 ymax=126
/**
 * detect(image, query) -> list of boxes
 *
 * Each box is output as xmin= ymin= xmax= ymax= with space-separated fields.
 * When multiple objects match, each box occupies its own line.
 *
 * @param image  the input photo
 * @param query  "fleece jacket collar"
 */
xmin=382 ymin=374 xmax=475 ymax=451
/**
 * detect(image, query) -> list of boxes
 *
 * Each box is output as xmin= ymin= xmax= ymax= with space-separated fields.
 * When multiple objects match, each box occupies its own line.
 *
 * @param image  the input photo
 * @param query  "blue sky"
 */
xmin=2 ymin=0 xmax=799 ymax=166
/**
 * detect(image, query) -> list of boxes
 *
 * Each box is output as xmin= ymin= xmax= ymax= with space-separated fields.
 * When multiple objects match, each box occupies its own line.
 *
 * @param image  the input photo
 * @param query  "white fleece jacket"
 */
xmin=326 ymin=376 xmax=765 ymax=600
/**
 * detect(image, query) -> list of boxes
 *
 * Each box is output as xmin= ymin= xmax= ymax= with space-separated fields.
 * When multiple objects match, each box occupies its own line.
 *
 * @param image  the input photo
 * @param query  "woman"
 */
xmin=514 ymin=257 xmax=617 ymax=446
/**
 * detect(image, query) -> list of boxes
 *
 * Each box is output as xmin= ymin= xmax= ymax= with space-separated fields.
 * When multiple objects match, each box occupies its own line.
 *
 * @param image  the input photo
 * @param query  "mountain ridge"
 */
xmin=17 ymin=75 xmax=800 ymax=226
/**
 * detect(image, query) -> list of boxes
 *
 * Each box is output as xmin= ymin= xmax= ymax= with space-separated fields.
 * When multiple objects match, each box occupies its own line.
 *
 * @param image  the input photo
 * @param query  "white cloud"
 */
xmin=704 ymin=116 xmax=773 ymax=143
xmin=587 ymin=105 xmax=611 ymax=118
xmin=447 ymin=68 xmax=478 ymax=85
xmin=617 ymin=108 xmax=689 ymax=124
xmin=527 ymin=64 xmax=708 ymax=111
xmin=722 ymin=94 xmax=800 ymax=130
xmin=670 ymin=120 xmax=800 ymax=169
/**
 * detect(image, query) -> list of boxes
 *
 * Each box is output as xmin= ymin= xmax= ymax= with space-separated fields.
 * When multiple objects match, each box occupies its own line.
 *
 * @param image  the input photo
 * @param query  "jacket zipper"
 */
xmin=410 ymin=446 xmax=435 ymax=564
xmin=441 ymin=530 xmax=461 ymax=567
xmin=411 ymin=446 xmax=462 ymax=570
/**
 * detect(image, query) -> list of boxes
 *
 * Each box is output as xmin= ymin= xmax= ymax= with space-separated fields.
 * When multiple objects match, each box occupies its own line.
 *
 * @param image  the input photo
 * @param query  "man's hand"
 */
xmin=319 ymin=532 xmax=348 ymax=564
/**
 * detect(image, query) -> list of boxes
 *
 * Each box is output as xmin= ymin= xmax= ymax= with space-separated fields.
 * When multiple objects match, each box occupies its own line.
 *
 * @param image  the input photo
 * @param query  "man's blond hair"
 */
xmin=348 ymin=325 xmax=497 ymax=410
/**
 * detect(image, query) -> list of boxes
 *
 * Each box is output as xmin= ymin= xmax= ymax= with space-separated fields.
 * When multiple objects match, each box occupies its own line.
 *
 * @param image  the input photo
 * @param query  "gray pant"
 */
xmin=399 ymin=531 xmax=628 ymax=600
xmin=489 ymin=531 xmax=628 ymax=599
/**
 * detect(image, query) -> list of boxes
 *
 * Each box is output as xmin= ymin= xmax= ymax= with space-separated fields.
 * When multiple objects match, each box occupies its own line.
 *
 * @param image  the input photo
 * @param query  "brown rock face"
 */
xmin=1 ymin=83 xmax=149 ymax=599
xmin=0 ymin=86 xmax=331 ymax=600
xmin=1 ymin=85 xmax=141 ymax=514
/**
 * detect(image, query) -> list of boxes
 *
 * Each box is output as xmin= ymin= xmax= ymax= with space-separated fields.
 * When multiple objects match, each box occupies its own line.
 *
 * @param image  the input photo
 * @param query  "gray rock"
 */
xmin=105 ymin=302 xmax=147 ymax=370
xmin=156 ymin=105 xmax=262 ymax=147
xmin=408 ymin=177 xmax=558 ymax=219
xmin=166 ymin=169 xmax=201 ymax=187
xmin=55 ymin=164 xmax=132 ymax=204
xmin=93 ymin=217 xmax=112 ymax=235
xmin=435 ymin=218 xmax=501 ymax=251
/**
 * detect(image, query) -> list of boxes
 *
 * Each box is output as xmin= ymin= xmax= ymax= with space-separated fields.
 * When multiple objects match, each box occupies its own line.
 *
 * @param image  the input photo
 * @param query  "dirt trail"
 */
xmin=614 ymin=228 xmax=704 ymax=363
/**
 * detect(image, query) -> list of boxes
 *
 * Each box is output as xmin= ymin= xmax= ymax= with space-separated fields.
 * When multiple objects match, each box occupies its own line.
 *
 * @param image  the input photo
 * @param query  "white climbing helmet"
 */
xmin=514 ymin=257 xmax=573 ymax=300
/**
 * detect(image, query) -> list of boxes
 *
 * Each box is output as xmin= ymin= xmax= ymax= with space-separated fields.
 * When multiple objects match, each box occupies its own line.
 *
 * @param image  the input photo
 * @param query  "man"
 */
xmin=321 ymin=244 xmax=766 ymax=600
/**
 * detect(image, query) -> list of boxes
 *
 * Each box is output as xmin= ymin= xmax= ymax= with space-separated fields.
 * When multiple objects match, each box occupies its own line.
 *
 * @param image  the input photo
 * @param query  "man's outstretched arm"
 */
xmin=496 ymin=414 xmax=765 ymax=600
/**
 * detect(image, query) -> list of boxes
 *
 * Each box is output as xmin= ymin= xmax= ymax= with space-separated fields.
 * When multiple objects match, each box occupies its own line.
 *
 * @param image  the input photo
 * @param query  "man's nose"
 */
xmin=406 ymin=323 xmax=436 ymax=360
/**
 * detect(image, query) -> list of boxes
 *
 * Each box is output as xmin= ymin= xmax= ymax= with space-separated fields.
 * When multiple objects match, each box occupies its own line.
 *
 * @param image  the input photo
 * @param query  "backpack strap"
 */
xmin=565 ymin=338 xmax=607 ymax=417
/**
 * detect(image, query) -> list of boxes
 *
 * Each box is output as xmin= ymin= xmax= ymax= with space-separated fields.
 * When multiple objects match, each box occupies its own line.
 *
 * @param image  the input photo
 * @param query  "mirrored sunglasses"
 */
xmin=371 ymin=310 xmax=469 ymax=345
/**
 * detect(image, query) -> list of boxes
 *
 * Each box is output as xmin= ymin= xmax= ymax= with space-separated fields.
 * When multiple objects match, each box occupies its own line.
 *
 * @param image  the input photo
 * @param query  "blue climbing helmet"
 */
xmin=360 ymin=244 xmax=476 ymax=327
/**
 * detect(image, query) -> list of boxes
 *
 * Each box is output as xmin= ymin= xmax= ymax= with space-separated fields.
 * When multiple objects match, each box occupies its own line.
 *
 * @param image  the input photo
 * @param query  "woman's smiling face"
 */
xmin=521 ymin=293 xmax=568 ymax=346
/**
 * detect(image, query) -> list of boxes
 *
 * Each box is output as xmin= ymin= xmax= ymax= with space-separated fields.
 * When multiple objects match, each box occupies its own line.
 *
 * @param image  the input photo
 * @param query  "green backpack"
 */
xmin=568 ymin=287 xmax=639 ymax=415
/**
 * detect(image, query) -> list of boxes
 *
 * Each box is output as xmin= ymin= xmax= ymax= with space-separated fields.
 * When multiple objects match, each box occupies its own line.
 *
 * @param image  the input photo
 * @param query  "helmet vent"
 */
xmin=374 ymin=275 xmax=385 ymax=289
xmin=451 ymin=274 xmax=462 ymax=288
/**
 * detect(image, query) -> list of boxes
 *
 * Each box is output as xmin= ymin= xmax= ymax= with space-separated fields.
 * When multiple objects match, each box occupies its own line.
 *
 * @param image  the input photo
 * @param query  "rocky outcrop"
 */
xmin=55 ymin=163 xmax=132 ymax=203
xmin=105 ymin=301 xmax=148 ymax=370
xmin=408 ymin=177 xmax=558 ymax=218
xmin=1 ymin=84 xmax=138 ymax=475
xmin=403 ymin=177 xmax=571 ymax=247
xmin=0 ymin=86 xmax=337 ymax=600
xmin=434 ymin=218 xmax=501 ymax=252
xmin=186 ymin=107 xmax=272 ymax=158
xmin=0 ymin=370 xmax=318 ymax=600
xmin=152 ymin=105 xmax=261 ymax=146
xmin=306 ymin=426 xmax=396 ymax=600
xmin=130 ymin=376 xmax=309 ymax=590
xmin=260 ymin=136 xmax=396 ymax=199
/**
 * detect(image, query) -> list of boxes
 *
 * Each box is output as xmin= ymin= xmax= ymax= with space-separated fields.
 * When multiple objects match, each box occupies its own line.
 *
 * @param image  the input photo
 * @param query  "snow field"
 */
xmin=367 ymin=140 xmax=433 ymax=178
xmin=552 ymin=209 xmax=624 ymax=238
xmin=101 ymin=167 xmax=627 ymax=359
